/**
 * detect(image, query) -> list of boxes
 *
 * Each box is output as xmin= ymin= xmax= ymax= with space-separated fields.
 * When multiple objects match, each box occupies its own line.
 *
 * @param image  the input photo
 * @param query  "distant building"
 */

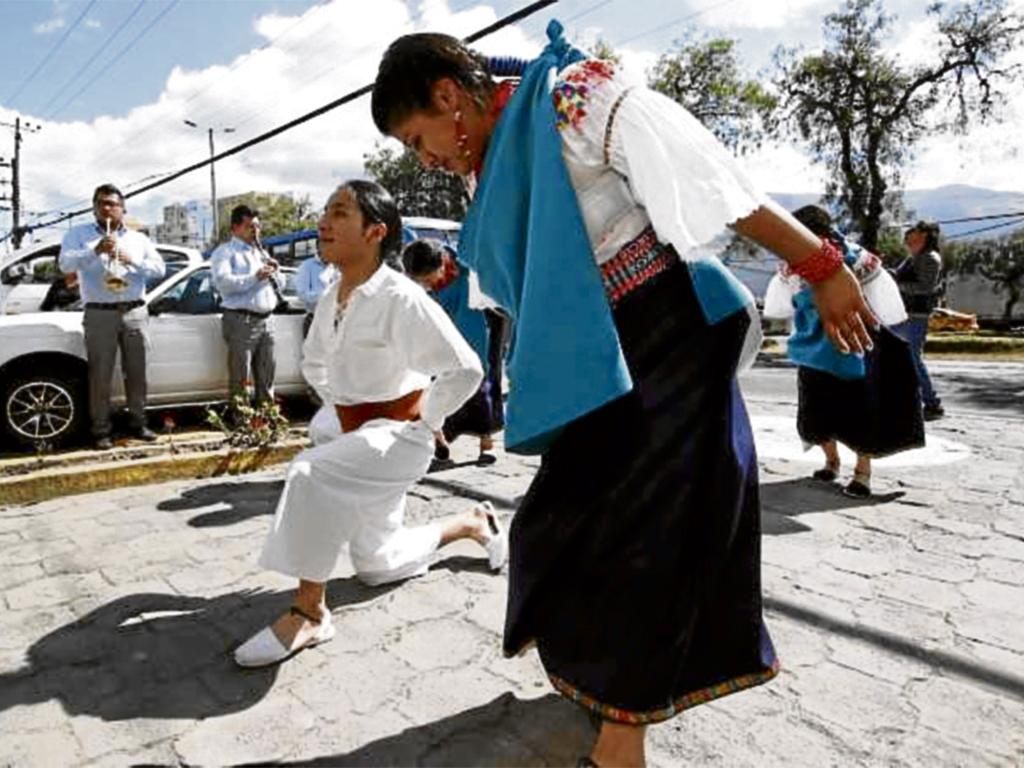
xmin=153 ymin=202 xmax=203 ymax=247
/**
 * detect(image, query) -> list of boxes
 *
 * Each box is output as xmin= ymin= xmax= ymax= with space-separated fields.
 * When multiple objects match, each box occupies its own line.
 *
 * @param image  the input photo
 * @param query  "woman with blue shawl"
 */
xmin=372 ymin=24 xmax=877 ymax=767
xmin=402 ymin=238 xmax=505 ymax=464
xmin=765 ymin=205 xmax=925 ymax=498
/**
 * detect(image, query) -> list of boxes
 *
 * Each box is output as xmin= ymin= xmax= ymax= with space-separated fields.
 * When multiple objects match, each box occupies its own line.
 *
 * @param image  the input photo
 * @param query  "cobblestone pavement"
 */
xmin=1 ymin=392 xmax=1022 ymax=766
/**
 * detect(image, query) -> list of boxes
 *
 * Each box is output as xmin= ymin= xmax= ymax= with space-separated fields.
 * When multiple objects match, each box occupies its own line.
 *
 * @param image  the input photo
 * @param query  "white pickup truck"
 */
xmin=0 ymin=261 xmax=309 ymax=449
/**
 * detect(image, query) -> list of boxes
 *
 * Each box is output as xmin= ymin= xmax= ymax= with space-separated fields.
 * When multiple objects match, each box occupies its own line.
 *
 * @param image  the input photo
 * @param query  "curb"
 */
xmin=0 ymin=440 xmax=306 ymax=507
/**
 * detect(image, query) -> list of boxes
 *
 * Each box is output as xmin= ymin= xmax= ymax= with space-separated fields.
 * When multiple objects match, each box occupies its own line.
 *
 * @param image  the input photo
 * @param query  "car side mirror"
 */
xmin=148 ymin=297 xmax=176 ymax=315
xmin=1 ymin=263 xmax=30 ymax=285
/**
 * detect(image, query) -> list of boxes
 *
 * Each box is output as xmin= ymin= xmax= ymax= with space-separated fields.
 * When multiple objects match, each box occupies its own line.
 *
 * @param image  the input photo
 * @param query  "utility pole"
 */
xmin=184 ymin=120 xmax=234 ymax=246
xmin=0 ymin=117 xmax=41 ymax=250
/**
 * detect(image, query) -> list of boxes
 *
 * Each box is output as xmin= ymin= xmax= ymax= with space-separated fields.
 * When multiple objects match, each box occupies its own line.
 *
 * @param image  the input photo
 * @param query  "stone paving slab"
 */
xmin=0 ymin=400 xmax=1022 ymax=766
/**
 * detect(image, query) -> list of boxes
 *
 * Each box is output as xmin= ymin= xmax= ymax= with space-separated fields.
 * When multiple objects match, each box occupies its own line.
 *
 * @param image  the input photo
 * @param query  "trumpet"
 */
xmin=102 ymin=217 xmax=128 ymax=292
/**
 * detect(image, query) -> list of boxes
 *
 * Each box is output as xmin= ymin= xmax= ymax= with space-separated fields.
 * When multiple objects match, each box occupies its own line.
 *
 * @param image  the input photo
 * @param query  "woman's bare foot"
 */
xmin=590 ymin=720 xmax=647 ymax=767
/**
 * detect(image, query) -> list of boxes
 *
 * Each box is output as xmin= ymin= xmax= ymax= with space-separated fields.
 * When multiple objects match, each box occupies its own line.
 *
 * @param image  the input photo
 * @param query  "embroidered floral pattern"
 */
xmin=552 ymin=59 xmax=616 ymax=132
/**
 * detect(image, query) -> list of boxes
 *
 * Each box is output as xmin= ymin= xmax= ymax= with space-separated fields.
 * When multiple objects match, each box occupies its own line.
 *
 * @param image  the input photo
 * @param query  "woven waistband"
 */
xmin=599 ymin=226 xmax=676 ymax=306
xmin=85 ymin=300 xmax=143 ymax=311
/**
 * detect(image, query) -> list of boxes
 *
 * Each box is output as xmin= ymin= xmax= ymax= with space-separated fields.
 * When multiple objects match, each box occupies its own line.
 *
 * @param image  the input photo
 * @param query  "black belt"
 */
xmin=85 ymin=300 xmax=144 ymax=311
xmin=225 ymin=307 xmax=272 ymax=319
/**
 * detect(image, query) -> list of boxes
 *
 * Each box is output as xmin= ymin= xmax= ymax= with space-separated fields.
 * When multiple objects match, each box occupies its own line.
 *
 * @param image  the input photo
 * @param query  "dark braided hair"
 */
xmin=341 ymin=180 xmax=403 ymax=269
xmin=371 ymin=33 xmax=495 ymax=134
xmin=401 ymin=238 xmax=445 ymax=277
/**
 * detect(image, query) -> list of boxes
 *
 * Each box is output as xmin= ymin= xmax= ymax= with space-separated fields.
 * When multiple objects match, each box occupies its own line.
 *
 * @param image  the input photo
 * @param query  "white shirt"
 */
xmin=58 ymin=221 xmax=165 ymax=304
xmin=209 ymin=237 xmax=283 ymax=314
xmin=302 ymin=264 xmax=483 ymax=431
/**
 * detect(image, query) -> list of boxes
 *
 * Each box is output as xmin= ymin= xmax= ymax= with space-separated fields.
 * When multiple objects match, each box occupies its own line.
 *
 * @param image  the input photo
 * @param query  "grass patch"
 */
xmin=925 ymin=333 xmax=1024 ymax=354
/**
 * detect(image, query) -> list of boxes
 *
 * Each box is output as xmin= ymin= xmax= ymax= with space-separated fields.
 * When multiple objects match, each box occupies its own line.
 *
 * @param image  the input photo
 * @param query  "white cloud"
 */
xmin=6 ymin=0 xmax=1023 ymax=245
xmin=33 ymin=17 xmax=65 ymax=35
xmin=13 ymin=0 xmax=539 ymax=239
xmin=84 ymin=18 xmax=101 ymax=30
xmin=698 ymin=0 xmax=830 ymax=30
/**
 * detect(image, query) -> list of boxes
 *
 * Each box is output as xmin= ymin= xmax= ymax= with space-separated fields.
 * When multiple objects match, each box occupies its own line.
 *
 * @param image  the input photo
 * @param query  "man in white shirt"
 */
xmin=294 ymin=251 xmax=337 ymax=338
xmin=209 ymin=205 xmax=283 ymax=406
xmin=59 ymin=184 xmax=165 ymax=449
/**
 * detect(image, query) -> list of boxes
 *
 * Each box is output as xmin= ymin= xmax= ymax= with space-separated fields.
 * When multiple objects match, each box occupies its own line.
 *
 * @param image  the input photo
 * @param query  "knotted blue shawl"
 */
xmin=458 ymin=21 xmax=632 ymax=454
xmin=459 ymin=20 xmax=753 ymax=453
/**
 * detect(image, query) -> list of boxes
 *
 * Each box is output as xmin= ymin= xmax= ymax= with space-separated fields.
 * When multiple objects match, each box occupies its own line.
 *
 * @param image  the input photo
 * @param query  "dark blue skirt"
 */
xmin=503 ymin=259 xmax=778 ymax=723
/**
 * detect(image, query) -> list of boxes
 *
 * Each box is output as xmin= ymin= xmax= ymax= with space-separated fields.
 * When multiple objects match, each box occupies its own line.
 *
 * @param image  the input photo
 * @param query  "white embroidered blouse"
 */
xmin=541 ymin=59 xmax=768 ymax=369
xmin=302 ymin=264 xmax=483 ymax=431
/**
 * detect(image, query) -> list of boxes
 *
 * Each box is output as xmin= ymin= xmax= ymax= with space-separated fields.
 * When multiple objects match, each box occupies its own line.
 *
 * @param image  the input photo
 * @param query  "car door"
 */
xmin=0 ymin=246 xmax=62 ymax=314
xmin=142 ymin=266 xmax=229 ymax=403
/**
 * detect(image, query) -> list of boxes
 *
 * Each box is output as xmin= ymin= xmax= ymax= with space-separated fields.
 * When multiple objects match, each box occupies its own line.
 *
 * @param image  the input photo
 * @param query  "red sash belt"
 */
xmin=335 ymin=389 xmax=424 ymax=433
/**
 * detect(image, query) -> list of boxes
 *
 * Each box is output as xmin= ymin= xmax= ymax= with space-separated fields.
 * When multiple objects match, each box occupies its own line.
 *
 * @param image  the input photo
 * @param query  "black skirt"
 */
xmin=443 ymin=311 xmax=507 ymax=441
xmin=503 ymin=260 xmax=778 ymax=723
xmin=797 ymin=326 xmax=925 ymax=457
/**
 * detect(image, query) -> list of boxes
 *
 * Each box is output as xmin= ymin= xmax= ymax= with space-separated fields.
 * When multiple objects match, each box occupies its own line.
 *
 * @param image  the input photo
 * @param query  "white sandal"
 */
xmin=476 ymin=501 xmax=508 ymax=571
xmin=234 ymin=605 xmax=335 ymax=668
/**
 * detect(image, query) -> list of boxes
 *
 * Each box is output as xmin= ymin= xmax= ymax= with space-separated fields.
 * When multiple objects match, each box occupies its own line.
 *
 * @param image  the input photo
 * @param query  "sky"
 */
xmin=0 ymin=0 xmax=1022 ymax=246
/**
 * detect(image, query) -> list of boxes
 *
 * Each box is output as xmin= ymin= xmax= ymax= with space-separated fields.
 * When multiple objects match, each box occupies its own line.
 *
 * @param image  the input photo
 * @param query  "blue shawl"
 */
xmin=458 ymin=20 xmax=752 ymax=453
xmin=458 ymin=21 xmax=632 ymax=454
xmin=434 ymin=255 xmax=490 ymax=375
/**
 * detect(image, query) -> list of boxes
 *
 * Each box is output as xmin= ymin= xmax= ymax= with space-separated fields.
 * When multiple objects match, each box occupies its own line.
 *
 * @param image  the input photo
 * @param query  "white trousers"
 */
xmin=259 ymin=407 xmax=440 ymax=585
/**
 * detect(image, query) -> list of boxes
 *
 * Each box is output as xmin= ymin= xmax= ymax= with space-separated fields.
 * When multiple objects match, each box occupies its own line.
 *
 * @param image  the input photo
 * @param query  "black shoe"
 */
xmin=477 ymin=451 xmax=497 ymax=466
xmin=131 ymin=426 xmax=158 ymax=442
xmin=434 ymin=441 xmax=451 ymax=461
xmin=923 ymin=404 xmax=945 ymax=421
xmin=812 ymin=467 xmax=838 ymax=482
xmin=843 ymin=479 xmax=872 ymax=498
xmin=95 ymin=435 xmax=114 ymax=450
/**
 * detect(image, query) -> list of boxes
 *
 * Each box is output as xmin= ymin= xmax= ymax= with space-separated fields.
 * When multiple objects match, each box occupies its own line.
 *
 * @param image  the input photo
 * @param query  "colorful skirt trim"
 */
xmin=550 ymin=658 xmax=781 ymax=725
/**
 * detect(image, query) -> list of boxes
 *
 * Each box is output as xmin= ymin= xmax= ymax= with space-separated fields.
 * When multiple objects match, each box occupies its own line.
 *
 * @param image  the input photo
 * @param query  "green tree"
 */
xmin=648 ymin=35 xmax=777 ymax=154
xmin=951 ymin=229 xmax=1024 ymax=320
xmin=215 ymin=192 xmax=318 ymax=244
xmin=774 ymin=0 xmax=1023 ymax=250
xmin=590 ymin=38 xmax=621 ymax=66
xmin=363 ymin=143 xmax=467 ymax=221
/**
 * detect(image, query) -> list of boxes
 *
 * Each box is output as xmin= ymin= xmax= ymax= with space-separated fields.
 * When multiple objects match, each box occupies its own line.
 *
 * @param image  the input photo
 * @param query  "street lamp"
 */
xmin=184 ymin=120 xmax=235 ymax=244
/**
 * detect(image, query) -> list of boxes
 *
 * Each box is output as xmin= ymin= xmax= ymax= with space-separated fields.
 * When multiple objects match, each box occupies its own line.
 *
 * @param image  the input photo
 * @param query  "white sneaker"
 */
xmin=477 ymin=501 xmax=508 ymax=571
xmin=234 ymin=610 xmax=335 ymax=668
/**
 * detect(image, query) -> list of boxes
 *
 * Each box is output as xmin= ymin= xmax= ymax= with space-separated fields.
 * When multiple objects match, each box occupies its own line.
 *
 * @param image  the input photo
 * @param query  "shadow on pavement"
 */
xmin=0 ymin=577 xmax=399 ymax=721
xmin=156 ymin=480 xmax=284 ymax=528
xmin=765 ymin=595 xmax=1024 ymax=700
xmin=250 ymin=692 xmax=597 ymax=767
xmin=760 ymin=478 xmax=904 ymax=536
xmin=937 ymin=373 xmax=1024 ymax=415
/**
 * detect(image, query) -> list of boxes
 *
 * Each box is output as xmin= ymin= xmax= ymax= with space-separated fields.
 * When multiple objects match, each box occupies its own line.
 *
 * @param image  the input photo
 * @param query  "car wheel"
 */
xmin=1 ymin=370 xmax=86 ymax=449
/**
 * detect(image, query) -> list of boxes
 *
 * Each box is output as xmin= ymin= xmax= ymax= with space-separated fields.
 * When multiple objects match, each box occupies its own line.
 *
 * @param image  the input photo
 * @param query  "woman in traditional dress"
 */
xmin=402 ymin=238 xmax=505 ymax=464
xmin=371 ymin=25 xmax=876 ymax=766
xmin=764 ymin=205 xmax=924 ymax=498
xmin=234 ymin=180 xmax=508 ymax=669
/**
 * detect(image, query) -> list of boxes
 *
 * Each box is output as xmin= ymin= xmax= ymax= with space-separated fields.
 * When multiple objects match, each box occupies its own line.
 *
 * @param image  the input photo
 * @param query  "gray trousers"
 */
xmin=222 ymin=310 xmax=276 ymax=404
xmin=83 ymin=305 xmax=149 ymax=437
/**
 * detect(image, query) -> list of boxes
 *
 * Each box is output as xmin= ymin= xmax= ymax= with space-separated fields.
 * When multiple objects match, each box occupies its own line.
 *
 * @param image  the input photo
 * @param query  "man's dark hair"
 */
xmin=230 ymin=205 xmax=259 ymax=227
xmin=342 ymin=180 xmax=403 ymax=268
xmin=402 ymin=238 xmax=445 ymax=277
xmin=92 ymin=183 xmax=124 ymax=205
xmin=371 ymin=33 xmax=494 ymax=134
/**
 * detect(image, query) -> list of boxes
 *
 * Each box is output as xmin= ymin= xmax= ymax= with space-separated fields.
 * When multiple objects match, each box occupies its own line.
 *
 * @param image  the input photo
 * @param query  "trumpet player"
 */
xmin=58 ymin=183 xmax=166 ymax=449
xmin=210 ymin=204 xmax=283 ymax=410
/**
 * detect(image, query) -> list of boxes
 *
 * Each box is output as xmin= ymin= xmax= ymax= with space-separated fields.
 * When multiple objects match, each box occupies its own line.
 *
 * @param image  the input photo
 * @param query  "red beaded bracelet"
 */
xmin=787 ymin=238 xmax=845 ymax=284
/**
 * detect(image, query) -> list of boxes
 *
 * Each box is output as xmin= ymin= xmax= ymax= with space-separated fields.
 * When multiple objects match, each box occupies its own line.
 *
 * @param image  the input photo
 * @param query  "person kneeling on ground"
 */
xmin=234 ymin=180 xmax=507 ymax=668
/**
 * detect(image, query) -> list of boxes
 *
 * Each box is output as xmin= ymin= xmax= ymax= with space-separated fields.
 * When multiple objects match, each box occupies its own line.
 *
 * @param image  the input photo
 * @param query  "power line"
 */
xmin=47 ymin=0 xmax=182 ymax=120
xmin=14 ymin=0 xmax=559 ymax=237
xmin=614 ymin=0 xmax=740 ymax=47
xmin=38 ymin=0 xmax=148 ymax=119
xmin=6 ymin=0 xmax=99 ymax=106
xmin=947 ymin=216 xmax=1024 ymax=240
xmin=935 ymin=210 xmax=1024 ymax=226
